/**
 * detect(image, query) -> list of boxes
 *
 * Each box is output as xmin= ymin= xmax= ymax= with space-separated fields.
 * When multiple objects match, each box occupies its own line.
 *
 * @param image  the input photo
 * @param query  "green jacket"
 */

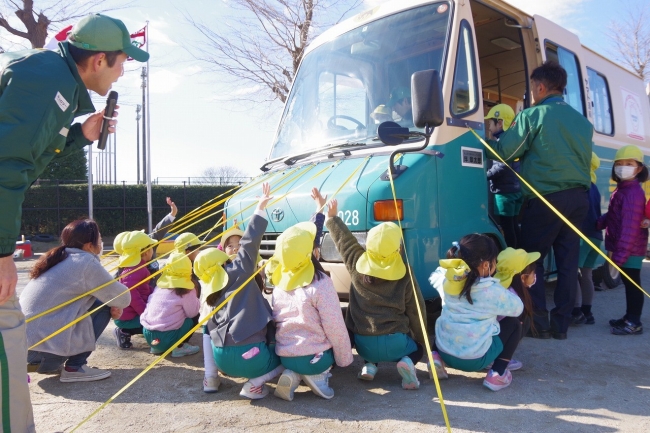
xmin=488 ymin=94 xmax=593 ymax=199
xmin=0 ymin=42 xmax=94 ymax=255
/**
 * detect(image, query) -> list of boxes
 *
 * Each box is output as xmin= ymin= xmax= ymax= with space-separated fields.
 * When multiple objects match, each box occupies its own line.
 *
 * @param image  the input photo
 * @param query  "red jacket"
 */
xmin=118 ymin=260 xmax=152 ymax=321
xmin=597 ymin=180 xmax=648 ymax=266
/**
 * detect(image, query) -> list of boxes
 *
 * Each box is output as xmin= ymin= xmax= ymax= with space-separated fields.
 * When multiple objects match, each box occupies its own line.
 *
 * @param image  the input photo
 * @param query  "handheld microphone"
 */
xmin=97 ymin=91 xmax=118 ymax=150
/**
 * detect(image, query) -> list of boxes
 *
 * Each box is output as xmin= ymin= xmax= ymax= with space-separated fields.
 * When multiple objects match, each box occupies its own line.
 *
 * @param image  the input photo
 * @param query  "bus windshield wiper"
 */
xmin=282 ymin=141 xmax=368 ymax=166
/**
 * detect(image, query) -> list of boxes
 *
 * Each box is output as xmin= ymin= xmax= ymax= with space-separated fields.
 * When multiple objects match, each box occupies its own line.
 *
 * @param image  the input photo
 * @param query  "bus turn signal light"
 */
xmin=374 ymin=200 xmax=403 ymax=221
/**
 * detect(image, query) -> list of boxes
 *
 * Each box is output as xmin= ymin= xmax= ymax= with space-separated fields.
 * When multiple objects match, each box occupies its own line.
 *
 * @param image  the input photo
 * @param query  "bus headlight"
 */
xmin=320 ymin=232 xmax=367 ymax=262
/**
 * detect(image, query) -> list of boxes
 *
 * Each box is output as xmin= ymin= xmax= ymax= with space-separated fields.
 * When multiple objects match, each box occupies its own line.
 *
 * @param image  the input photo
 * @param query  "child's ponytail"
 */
xmin=447 ymin=234 xmax=499 ymax=304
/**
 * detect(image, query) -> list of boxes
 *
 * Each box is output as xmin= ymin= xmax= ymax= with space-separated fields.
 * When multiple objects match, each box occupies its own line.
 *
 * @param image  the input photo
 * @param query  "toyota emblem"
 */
xmin=271 ymin=208 xmax=285 ymax=222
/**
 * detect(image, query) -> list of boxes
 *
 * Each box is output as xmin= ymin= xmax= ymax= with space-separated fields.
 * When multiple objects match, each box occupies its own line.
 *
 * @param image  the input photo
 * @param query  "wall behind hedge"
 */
xmin=21 ymin=184 xmax=232 ymax=237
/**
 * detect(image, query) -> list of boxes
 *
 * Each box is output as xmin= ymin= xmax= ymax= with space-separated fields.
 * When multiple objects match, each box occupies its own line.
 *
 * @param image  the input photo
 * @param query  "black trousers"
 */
xmin=622 ymin=267 xmax=644 ymax=323
xmin=520 ymin=187 xmax=589 ymax=334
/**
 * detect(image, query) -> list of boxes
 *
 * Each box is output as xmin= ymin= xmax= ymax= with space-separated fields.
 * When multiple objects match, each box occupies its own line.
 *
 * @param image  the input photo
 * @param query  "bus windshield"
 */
xmin=269 ymin=2 xmax=451 ymax=159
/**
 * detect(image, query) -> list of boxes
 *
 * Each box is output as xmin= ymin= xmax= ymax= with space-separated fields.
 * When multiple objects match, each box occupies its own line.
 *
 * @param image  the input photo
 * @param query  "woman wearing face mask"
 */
xmin=22 ymin=219 xmax=131 ymax=382
xmin=428 ymin=234 xmax=524 ymax=391
xmin=597 ymin=145 xmax=649 ymax=336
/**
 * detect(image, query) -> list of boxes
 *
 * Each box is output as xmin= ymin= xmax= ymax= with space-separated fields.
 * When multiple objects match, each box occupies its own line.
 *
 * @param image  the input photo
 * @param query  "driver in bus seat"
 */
xmin=389 ymin=87 xmax=413 ymax=127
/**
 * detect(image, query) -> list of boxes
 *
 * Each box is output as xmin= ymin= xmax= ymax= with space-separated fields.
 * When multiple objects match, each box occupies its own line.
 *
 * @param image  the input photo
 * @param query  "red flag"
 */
xmin=128 ymin=26 xmax=147 ymax=60
xmin=44 ymin=25 xmax=73 ymax=50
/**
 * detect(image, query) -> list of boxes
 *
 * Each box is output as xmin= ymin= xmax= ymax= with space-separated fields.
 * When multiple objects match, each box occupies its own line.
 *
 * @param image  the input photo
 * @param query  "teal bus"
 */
xmin=223 ymin=0 xmax=650 ymax=300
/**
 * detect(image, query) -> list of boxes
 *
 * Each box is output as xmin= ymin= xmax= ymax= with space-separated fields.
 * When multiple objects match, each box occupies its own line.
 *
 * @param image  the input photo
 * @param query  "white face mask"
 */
xmin=615 ymin=165 xmax=637 ymax=180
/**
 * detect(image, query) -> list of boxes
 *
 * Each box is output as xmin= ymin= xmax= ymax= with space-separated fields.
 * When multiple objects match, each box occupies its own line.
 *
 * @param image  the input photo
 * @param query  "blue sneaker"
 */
xmin=357 ymin=363 xmax=378 ymax=381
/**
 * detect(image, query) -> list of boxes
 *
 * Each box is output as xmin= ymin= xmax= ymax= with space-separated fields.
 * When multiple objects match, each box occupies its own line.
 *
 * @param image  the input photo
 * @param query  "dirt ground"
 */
xmin=14 ymin=252 xmax=650 ymax=433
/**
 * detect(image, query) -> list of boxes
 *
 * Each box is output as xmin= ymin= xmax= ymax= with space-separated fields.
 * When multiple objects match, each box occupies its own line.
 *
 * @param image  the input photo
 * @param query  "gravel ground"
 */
xmin=15 ymin=252 xmax=650 ymax=433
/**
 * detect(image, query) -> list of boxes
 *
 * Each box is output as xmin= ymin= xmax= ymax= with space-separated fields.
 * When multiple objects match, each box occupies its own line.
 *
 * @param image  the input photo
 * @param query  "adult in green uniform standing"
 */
xmin=0 ymin=14 xmax=149 ymax=432
xmin=488 ymin=61 xmax=593 ymax=340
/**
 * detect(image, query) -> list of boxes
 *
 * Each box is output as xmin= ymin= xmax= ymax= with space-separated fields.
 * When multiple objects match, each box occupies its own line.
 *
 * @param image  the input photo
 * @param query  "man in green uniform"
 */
xmin=0 ymin=14 xmax=148 ymax=431
xmin=488 ymin=61 xmax=593 ymax=340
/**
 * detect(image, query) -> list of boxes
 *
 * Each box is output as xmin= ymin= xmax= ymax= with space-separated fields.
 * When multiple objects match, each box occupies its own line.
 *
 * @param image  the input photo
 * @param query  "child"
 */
xmin=140 ymin=252 xmax=201 ymax=357
xmin=325 ymin=199 xmax=427 ymax=390
xmin=193 ymin=248 xmax=231 ymax=393
xmin=113 ymin=231 xmax=157 ymax=349
xmin=271 ymin=222 xmax=353 ymax=401
xmin=205 ymin=183 xmax=285 ymax=400
xmin=573 ymin=152 xmax=603 ymax=324
xmin=429 ymin=234 xmax=523 ymax=391
xmin=494 ymin=247 xmax=540 ymax=370
xmin=597 ymin=145 xmax=649 ymax=335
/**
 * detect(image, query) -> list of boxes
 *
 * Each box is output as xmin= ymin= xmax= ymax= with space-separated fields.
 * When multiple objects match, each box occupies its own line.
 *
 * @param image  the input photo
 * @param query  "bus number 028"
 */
xmin=337 ymin=210 xmax=359 ymax=226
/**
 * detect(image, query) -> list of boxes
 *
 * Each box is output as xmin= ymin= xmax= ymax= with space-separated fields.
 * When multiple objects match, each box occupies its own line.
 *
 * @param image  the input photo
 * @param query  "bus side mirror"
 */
xmin=411 ymin=69 xmax=444 ymax=129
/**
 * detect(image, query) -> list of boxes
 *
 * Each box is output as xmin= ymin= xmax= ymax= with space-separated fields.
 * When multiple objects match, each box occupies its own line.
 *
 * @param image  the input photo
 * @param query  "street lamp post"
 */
xmin=136 ymin=104 xmax=141 ymax=184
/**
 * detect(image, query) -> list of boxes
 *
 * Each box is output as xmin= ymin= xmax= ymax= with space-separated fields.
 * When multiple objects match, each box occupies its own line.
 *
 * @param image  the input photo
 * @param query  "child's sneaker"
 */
xmin=274 ymin=369 xmax=301 ymax=401
xmin=171 ymin=343 xmax=200 ymax=357
xmin=428 ymin=351 xmax=448 ymax=380
xmin=113 ymin=327 xmax=132 ymax=349
xmin=60 ymin=366 xmax=111 ymax=383
xmin=584 ymin=313 xmax=595 ymax=325
xmin=239 ymin=381 xmax=268 ymax=400
xmin=150 ymin=347 xmax=163 ymax=355
xmin=571 ymin=313 xmax=587 ymax=325
xmin=609 ymin=317 xmax=627 ymax=327
xmin=203 ymin=375 xmax=220 ymax=393
xmin=611 ymin=320 xmax=643 ymax=335
xmin=507 ymin=359 xmax=523 ymax=371
xmin=483 ymin=369 xmax=512 ymax=391
xmin=396 ymin=356 xmax=420 ymax=390
xmin=302 ymin=369 xmax=334 ymax=399
xmin=357 ymin=363 xmax=378 ymax=381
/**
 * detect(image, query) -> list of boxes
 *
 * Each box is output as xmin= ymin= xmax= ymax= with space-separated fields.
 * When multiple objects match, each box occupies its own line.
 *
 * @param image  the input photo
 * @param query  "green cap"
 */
xmin=389 ymin=86 xmax=411 ymax=107
xmin=68 ymin=14 xmax=149 ymax=62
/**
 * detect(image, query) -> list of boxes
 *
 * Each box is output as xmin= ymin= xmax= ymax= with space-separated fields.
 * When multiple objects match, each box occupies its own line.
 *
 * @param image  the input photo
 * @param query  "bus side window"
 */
xmin=451 ymin=20 xmax=479 ymax=116
xmin=587 ymin=68 xmax=614 ymax=135
xmin=545 ymin=43 xmax=585 ymax=116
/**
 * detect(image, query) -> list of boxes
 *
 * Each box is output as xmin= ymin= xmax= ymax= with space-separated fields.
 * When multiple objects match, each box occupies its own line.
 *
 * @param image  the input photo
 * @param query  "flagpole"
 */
xmin=88 ymin=146 xmax=93 ymax=218
xmin=145 ymin=20 xmax=153 ymax=233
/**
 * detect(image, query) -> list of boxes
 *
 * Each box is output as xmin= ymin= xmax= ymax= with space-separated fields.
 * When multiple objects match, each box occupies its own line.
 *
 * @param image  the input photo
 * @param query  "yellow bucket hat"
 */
xmin=219 ymin=227 xmax=245 ymax=249
xmin=439 ymin=258 xmax=471 ymax=296
xmin=356 ymin=222 xmax=405 ymax=281
xmin=271 ymin=222 xmax=316 ymax=291
xmin=590 ymin=152 xmax=600 ymax=184
xmin=193 ymin=248 xmax=230 ymax=297
xmin=484 ymin=103 xmax=515 ymax=130
xmin=114 ymin=230 xmax=156 ymax=267
xmin=495 ymin=247 xmax=541 ymax=288
xmin=174 ymin=232 xmax=205 ymax=253
xmin=157 ymin=252 xmax=195 ymax=290
xmin=614 ymin=145 xmax=644 ymax=163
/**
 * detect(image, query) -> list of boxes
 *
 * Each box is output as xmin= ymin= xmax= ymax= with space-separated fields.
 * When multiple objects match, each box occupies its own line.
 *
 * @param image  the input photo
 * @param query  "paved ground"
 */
xmin=15 ymin=252 xmax=650 ymax=433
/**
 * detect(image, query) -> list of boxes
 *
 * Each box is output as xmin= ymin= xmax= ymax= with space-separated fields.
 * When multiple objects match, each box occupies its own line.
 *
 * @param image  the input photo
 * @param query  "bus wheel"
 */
xmin=594 ymin=262 xmax=622 ymax=289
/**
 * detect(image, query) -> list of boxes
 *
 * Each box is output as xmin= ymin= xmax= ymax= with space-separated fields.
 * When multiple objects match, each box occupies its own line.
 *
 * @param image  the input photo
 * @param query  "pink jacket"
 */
xmin=118 ymin=260 xmax=152 ymax=321
xmin=140 ymin=287 xmax=200 ymax=332
xmin=272 ymin=274 xmax=353 ymax=368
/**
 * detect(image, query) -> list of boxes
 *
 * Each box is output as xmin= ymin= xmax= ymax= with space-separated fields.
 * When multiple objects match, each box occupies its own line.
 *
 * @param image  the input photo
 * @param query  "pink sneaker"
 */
xmin=483 ymin=369 xmax=512 ymax=391
xmin=428 ymin=351 xmax=448 ymax=380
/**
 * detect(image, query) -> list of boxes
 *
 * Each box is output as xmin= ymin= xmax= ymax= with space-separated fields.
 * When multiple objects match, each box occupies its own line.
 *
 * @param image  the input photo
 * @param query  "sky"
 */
xmin=1 ymin=0 xmax=647 ymax=183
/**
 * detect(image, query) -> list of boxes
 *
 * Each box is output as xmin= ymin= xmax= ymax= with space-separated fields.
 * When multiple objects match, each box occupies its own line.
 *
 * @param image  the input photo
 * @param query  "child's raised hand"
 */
xmin=326 ymin=199 xmax=338 ymax=218
xmin=256 ymin=182 xmax=273 ymax=211
xmin=310 ymin=187 xmax=328 ymax=213
xmin=167 ymin=197 xmax=178 ymax=216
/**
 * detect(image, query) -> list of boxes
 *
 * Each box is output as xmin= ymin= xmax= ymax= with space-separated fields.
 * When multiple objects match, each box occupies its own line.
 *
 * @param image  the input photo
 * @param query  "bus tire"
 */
xmin=596 ymin=262 xmax=622 ymax=289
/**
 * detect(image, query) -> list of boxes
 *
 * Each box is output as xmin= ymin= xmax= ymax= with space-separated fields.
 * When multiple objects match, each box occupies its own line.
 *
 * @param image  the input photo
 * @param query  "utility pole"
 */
xmin=141 ymin=67 xmax=147 ymax=185
xmin=136 ymin=104 xmax=141 ymax=184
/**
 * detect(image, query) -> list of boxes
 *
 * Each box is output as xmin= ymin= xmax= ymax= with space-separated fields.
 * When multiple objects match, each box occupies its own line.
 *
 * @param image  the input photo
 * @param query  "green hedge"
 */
xmin=21 ymin=184 xmax=232 ymax=237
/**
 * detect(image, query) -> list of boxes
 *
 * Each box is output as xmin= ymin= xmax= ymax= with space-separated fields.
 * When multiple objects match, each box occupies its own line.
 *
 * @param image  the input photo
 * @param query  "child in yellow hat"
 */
xmin=598 ymin=145 xmax=649 ymax=335
xmin=202 ymin=183 xmax=285 ymax=400
xmin=428 ymin=234 xmax=523 ymax=391
xmin=325 ymin=199 xmax=426 ymax=390
xmin=140 ymin=252 xmax=201 ymax=357
xmin=270 ymin=220 xmax=352 ymax=402
xmin=112 ymin=231 xmax=157 ymax=349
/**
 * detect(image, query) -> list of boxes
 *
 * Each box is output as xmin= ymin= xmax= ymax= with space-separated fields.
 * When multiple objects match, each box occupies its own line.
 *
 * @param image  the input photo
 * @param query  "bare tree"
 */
xmin=185 ymin=0 xmax=363 ymax=104
xmin=608 ymin=2 xmax=650 ymax=82
xmin=197 ymin=166 xmax=250 ymax=185
xmin=0 ymin=0 xmax=130 ymax=49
